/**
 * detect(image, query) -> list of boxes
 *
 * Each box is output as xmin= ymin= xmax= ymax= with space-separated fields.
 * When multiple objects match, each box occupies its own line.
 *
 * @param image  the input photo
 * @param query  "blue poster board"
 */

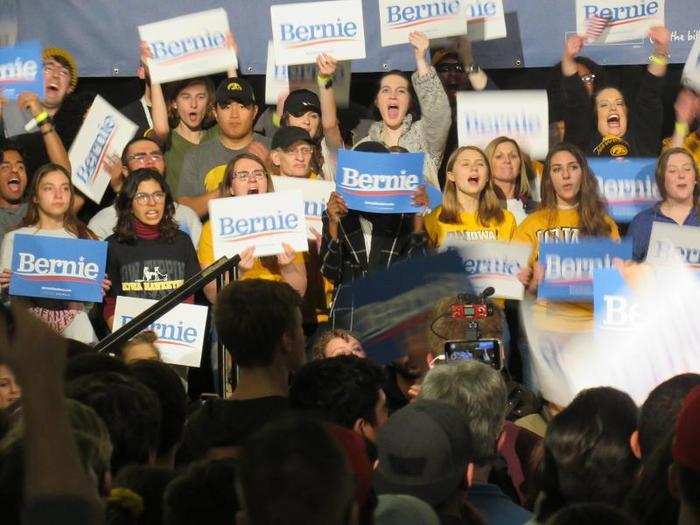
xmin=0 ymin=40 xmax=44 ymax=100
xmin=9 ymin=234 xmax=107 ymax=302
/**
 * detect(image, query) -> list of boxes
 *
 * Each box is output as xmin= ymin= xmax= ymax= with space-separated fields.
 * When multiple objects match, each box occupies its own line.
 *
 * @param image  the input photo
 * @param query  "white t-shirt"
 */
xmin=88 ymin=202 xmax=202 ymax=246
xmin=1 ymin=226 xmax=97 ymax=343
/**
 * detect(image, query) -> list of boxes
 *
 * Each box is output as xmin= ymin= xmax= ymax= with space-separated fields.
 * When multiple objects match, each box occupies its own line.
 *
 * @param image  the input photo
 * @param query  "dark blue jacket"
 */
xmin=626 ymin=204 xmax=700 ymax=261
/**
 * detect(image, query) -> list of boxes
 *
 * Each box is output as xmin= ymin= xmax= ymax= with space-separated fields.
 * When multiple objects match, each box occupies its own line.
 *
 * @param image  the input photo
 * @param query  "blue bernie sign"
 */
xmin=538 ymin=238 xmax=632 ymax=301
xmin=9 ymin=234 xmax=107 ymax=303
xmin=0 ymin=40 xmax=44 ymax=100
xmin=588 ymin=157 xmax=660 ymax=223
xmin=336 ymin=149 xmax=426 ymax=214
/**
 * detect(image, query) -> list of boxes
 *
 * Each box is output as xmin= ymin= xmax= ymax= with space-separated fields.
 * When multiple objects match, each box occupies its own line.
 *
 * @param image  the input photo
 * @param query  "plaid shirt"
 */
xmin=320 ymin=211 xmax=427 ymax=329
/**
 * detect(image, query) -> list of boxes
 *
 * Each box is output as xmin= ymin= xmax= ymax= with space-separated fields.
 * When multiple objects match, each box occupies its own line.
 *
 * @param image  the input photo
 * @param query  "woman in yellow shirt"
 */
xmin=199 ymin=152 xmax=307 ymax=303
xmin=424 ymin=145 xmax=517 ymax=247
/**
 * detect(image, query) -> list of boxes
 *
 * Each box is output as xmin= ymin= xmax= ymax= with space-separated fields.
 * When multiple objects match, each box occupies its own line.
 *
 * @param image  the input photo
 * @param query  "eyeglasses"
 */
xmin=232 ymin=170 xmax=266 ymax=181
xmin=580 ymin=73 xmax=596 ymax=84
xmin=43 ymin=62 xmax=70 ymax=80
xmin=435 ymin=63 xmax=465 ymax=73
xmin=284 ymin=146 xmax=314 ymax=157
xmin=127 ymin=152 xmax=164 ymax=163
xmin=134 ymin=191 xmax=166 ymax=205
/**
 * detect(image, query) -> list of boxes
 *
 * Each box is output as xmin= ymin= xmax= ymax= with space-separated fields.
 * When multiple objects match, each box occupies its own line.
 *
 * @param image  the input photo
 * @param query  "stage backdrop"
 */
xmin=1 ymin=0 xmax=698 ymax=75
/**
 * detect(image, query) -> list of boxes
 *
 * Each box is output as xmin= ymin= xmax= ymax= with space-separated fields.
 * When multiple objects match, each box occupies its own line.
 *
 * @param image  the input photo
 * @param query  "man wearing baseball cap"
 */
xmin=271 ymin=125 xmax=318 ymax=179
xmin=177 ymin=77 xmax=270 ymax=217
xmin=374 ymin=399 xmax=481 ymax=523
xmin=669 ymin=386 xmax=700 ymax=525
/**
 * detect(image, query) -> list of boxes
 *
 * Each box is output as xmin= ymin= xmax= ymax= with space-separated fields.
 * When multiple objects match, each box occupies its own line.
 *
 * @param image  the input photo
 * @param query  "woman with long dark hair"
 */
xmin=103 ymin=168 xmax=200 ymax=328
xmin=0 ymin=163 xmax=98 ymax=342
xmin=424 ymin=145 xmax=516 ymax=246
xmin=627 ymin=147 xmax=700 ymax=261
xmin=354 ymin=31 xmax=451 ymax=188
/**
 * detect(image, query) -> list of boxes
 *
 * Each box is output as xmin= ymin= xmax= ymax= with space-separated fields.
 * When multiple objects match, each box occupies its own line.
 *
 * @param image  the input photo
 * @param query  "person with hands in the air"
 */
xmin=423 ymin=145 xmax=517 ymax=248
xmin=355 ymin=31 xmax=451 ymax=189
xmin=0 ymin=164 xmax=104 ymax=343
xmin=561 ymin=26 xmax=670 ymax=157
xmin=198 ymin=152 xmax=307 ymax=304
xmin=320 ymin=142 xmax=428 ymax=330
xmin=666 ymin=88 xmax=700 ymax=166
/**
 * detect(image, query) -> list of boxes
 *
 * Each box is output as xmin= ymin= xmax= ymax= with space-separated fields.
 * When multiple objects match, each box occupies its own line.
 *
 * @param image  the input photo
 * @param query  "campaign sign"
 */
xmin=271 ymin=0 xmax=366 ymax=66
xmin=593 ymin=267 xmax=641 ymax=334
xmin=575 ymin=0 xmax=665 ymax=44
xmin=264 ymin=40 xmax=352 ymax=107
xmin=113 ymin=296 xmax=208 ymax=368
xmin=336 ymin=150 xmax=425 ymax=214
xmin=442 ymin=240 xmax=531 ymax=299
xmin=209 ymin=189 xmax=308 ymax=259
xmin=378 ymin=0 xmax=467 ymax=47
xmin=271 ymin=176 xmax=335 ymax=240
xmin=138 ymin=8 xmax=237 ymax=84
xmin=538 ymin=238 xmax=632 ymax=300
xmin=457 ymin=90 xmax=549 ymax=160
xmin=69 ymin=96 xmax=138 ymax=204
xmin=646 ymin=222 xmax=700 ymax=268
xmin=682 ymin=35 xmax=700 ymax=92
xmin=0 ymin=40 xmax=43 ymax=100
xmin=464 ymin=0 xmax=507 ymax=41
xmin=589 ymin=157 xmax=659 ymax=223
xmin=9 ymin=235 xmax=107 ymax=302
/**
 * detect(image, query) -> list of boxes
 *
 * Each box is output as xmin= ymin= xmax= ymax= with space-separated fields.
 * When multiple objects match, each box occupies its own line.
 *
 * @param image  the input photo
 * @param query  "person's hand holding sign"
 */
xmin=225 ymin=31 xmax=239 ymax=78
xmin=326 ymin=191 xmax=348 ymax=241
xmin=0 ymin=269 xmax=11 ymax=290
xmin=277 ymin=243 xmax=297 ymax=267
xmin=411 ymin=185 xmax=428 ymax=233
xmin=17 ymin=91 xmax=43 ymax=118
xmin=238 ymin=246 xmax=256 ymax=272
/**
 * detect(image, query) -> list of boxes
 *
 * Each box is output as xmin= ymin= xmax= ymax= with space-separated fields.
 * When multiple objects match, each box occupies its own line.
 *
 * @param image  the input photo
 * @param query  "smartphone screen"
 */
xmin=443 ymin=339 xmax=502 ymax=369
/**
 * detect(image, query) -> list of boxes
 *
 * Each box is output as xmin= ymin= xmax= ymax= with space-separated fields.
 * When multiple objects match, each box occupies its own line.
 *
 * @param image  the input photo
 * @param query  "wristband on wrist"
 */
xmin=649 ymin=53 xmax=669 ymax=66
xmin=34 ymin=111 xmax=49 ymax=125
xmin=675 ymin=121 xmax=690 ymax=137
xmin=316 ymin=73 xmax=333 ymax=89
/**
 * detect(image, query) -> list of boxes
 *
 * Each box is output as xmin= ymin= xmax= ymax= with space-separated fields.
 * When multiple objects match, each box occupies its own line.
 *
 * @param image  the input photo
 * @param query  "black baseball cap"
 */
xmin=271 ymin=126 xmax=314 ymax=150
xmin=283 ymin=89 xmax=321 ymax=116
xmin=215 ymin=78 xmax=256 ymax=107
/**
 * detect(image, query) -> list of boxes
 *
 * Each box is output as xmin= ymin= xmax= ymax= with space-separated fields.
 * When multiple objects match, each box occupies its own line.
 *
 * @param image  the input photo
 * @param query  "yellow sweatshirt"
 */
xmin=424 ymin=206 xmax=517 ymax=247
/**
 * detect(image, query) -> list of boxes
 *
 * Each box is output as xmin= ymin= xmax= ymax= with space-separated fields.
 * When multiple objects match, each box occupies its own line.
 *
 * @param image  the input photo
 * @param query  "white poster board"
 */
xmin=464 ymin=0 xmax=507 ymax=41
xmin=271 ymin=176 xmax=335 ymax=240
xmin=113 ymin=296 xmax=208 ymax=368
xmin=442 ymin=240 xmax=531 ymax=299
xmin=682 ymin=35 xmax=700 ymax=92
xmin=575 ymin=0 xmax=665 ymax=44
xmin=646 ymin=222 xmax=700 ymax=268
xmin=270 ymin=0 xmax=366 ymax=65
xmin=69 ymin=95 xmax=137 ymax=204
xmin=138 ymin=8 xmax=237 ymax=83
xmin=209 ymin=190 xmax=308 ymax=259
xmin=264 ymin=41 xmax=352 ymax=107
xmin=456 ymin=90 xmax=549 ymax=160
xmin=378 ymin=0 xmax=467 ymax=47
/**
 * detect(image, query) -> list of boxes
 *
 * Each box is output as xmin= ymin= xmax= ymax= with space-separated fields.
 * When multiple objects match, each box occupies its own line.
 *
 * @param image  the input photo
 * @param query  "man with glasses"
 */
xmin=88 ymin=137 xmax=201 ymax=245
xmin=177 ymin=78 xmax=270 ymax=217
xmin=270 ymin=126 xmax=318 ymax=179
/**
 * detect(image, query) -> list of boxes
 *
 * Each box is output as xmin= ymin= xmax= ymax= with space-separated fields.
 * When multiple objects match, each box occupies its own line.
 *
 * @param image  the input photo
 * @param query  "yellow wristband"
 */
xmin=317 ymin=73 xmax=331 ymax=83
xmin=272 ymin=111 xmax=281 ymax=128
xmin=649 ymin=53 xmax=668 ymax=66
xmin=675 ymin=121 xmax=689 ymax=137
xmin=34 ymin=110 xmax=49 ymax=124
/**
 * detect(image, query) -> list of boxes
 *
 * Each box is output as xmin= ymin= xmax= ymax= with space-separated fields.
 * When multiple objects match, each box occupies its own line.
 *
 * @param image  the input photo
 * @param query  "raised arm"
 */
xmin=316 ymin=53 xmax=343 ymax=150
xmin=669 ymin=89 xmax=699 ymax=149
xmin=647 ymin=26 xmax=670 ymax=78
xmin=140 ymin=42 xmax=170 ymax=142
xmin=561 ymin=35 xmax=594 ymax=151
xmin=17 ymin=92 xmax=70 ymax=172
xmin=456 ymin=36 xmax=494 ymax=91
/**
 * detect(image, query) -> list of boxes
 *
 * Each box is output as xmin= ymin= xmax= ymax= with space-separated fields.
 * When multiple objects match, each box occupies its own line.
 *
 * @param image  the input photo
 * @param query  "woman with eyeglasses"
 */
xmin=103 ymin=168 xmax=200 ymax=328
xmin=198 ymin=153 xmax=307 ymax=304
xmin=560 ymin=27 xmax=670 ymax=157
xmin=0 ymin=163 xmax=101 ymax=342
xmin=353 ymin=31 xmax=451 ymax=189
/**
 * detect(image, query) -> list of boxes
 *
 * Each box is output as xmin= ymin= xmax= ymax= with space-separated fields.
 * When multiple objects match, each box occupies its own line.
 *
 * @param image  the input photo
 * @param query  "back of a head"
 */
xmin=419 ymin=360 xmax=507 ymax=465
xmin=546 ymin=503 xmax=638 ymax=525
xmin=108 ymin=465 xmax=176 ymax=525
xmin=289 ymin=355 xmax=386 ymax=429
xmin=129 ymin=360 xmax=187 ymax=460
xmin=215 ymin=279 xmax=302 ymax=368
xmin=239 ymin=415 xmax=355 ymax=525
xmin=672 ymin=386 xmax=700 ymax=517
xmin=66 ymin=372 xmax=161 ymax=474
xmin=374 ymin=494 xmax=440 ymax=525
xmin=638 ymin=373 xmax=700 ymax=459
xmin=163 ymin=459 xmax=239 ymax=525
xmin=65 ymin=352 xmax=131 ymax=383
xmin=537 ymin=387 xmax=639 ymax=521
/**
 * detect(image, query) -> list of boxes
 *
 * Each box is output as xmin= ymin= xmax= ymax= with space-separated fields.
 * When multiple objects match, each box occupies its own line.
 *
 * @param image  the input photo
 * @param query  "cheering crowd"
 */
xmin=1 ymin=19 xmax=700 ymax=525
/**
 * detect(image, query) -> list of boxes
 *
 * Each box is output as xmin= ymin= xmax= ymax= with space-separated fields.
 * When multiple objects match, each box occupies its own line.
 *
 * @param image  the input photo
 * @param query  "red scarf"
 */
xmin=134 ymin=219 xmax=160 ymax=240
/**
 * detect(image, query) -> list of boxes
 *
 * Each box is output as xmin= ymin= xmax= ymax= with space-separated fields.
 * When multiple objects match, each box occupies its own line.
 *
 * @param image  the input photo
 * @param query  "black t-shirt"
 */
xmin=181 ymin=396 xmax=290 ymax=460
xmin=106 ymin=230 xmax=200 ymax=301
xmin=119 ymin=97 xmax=153 ymax=138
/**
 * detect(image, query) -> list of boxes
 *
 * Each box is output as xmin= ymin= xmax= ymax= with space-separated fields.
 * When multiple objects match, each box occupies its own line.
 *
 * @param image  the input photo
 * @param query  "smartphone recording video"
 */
xmin=443 ymin=339 xmax=503 ymax=370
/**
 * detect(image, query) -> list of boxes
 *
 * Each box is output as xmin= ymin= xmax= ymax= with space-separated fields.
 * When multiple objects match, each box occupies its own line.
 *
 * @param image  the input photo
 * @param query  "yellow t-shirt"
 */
xmin=198 ymin=221 xmax=303 ymax=282
xmin=514 ymin=207 xmax=620 ymax=332
xmin=424 ymin=206 xmax=517 ymax=247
